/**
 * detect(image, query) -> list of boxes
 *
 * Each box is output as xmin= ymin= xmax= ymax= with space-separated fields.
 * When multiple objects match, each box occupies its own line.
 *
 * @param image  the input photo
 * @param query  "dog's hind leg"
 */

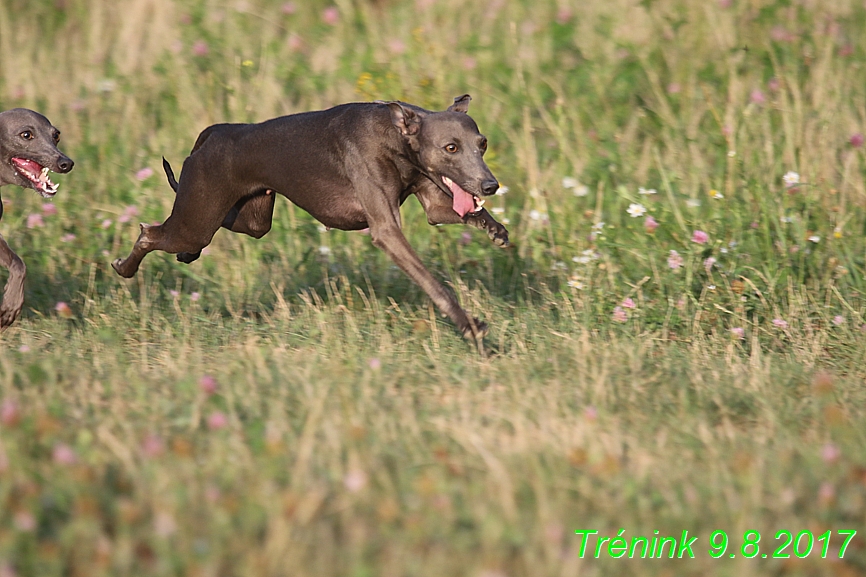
xmin=112 ymin=222 xmax=168 ymax=277
xmin=164 ymin=158 xmax=276 ymax=263
xmin=221 ymin=190 xmax=276 ymax=239
xmin=113 ymin=165 xmax=240 ymax=278
xmin=0 ymin=234 xmax=25 ymax=329
xmin=174 ymin=190 xmax=276 ymax=265
xmin=175 ymin=247 xmax=202 ymax=264
xmin=112 ymin=213 xmax=228 ymax=278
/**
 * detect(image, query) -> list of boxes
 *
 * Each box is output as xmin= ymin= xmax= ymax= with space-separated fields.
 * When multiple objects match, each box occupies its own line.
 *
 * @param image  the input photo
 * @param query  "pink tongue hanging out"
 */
xmin=10 ymin=157 xmax=59 ymax=196
xmin=443 ymin=176 xmax=476 ymax=218
xmin=11 ymin=158 xmax=43 ymax=175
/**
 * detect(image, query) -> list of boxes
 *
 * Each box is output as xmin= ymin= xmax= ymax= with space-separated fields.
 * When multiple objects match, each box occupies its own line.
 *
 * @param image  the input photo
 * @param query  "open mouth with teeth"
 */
xmin=10 ymin=157 xmax=59 ymax=197
xmin=442 ymin=176 xmax=485 ymax=218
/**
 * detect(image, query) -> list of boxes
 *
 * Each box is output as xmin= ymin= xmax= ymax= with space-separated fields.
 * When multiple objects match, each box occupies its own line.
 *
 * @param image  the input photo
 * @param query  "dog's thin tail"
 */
xmin=162 ymin=157 xmax=179 ymax=193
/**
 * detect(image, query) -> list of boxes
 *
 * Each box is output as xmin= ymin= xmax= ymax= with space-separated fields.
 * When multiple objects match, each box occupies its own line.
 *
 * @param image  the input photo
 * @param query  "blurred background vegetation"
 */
xmin=0 ymin=0 xmax=865 ymax=575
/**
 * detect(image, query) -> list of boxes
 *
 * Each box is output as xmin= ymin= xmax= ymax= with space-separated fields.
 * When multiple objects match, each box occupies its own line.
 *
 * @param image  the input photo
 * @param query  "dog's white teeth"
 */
xmin=443 ymin=176 xmax=452 ymax=186
xmin=476 ymin=199 xmax=485 ymax=208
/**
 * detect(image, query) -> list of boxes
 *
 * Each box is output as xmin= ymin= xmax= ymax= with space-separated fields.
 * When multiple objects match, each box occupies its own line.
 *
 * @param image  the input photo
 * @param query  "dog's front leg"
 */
xmin=414 ymin=182 xmax=509 ymax=247
xmin=0 ymin=234 xmax=26 ymax=329
xmin=460 ymin=208 xmax=510 ymax=247
xmin=368 ymin=221 xmax=488 ymax=341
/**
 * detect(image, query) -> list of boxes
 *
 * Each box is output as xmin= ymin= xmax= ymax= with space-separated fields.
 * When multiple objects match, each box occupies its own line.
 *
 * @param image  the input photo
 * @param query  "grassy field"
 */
xmin=1 ymin=0 xmax=866 ymax=575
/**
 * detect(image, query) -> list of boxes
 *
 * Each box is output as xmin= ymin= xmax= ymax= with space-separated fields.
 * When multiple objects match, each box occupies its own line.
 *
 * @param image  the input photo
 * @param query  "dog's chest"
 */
xmin=289 ymin=189 xmax=369 ymax=231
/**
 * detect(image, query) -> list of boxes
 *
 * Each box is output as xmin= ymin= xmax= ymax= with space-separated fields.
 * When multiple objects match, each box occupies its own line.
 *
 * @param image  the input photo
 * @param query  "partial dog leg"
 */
xmin=221 ymin=190 xmax=276 ymax=239
xmin=175 ymin=190 xmax=276 ymax=264
xmin=114 ymin=205 xmax=237 ymax=277
xmin=414 ymin=181 xmax=509 ymax=247
xmin=0 ymin=234 xmax=25 ymax=329
xmin=163 ymin=158 xmax=274 ymax=264
xmin=175 ymin=247 xmax=202 ymax=264
xmin=368 ymin=220 xmax=488 ymax=341
xmin=112 ymin=222 xmax=168 ymax=278
xmin=113 ymin=165 xmax=240 ymax=277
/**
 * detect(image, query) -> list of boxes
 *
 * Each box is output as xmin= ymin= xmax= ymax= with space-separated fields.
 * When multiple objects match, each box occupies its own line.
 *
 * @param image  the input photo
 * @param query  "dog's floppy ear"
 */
xmin=387 ymin=102 xmax=420 ymax=136
xmin=447 ymin=94 xmax=471 ymax=113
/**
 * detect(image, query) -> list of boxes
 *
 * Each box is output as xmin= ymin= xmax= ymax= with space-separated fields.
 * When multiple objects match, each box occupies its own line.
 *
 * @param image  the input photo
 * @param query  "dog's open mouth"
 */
xmin=11 ymin=157 xmax=59 ymax=197
xmin=442 ymin=176 xmax=484 ymax=218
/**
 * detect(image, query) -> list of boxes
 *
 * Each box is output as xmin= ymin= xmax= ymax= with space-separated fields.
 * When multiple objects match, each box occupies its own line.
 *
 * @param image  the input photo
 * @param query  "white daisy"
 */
xmin=627 ymin=203 xmax=647 ymax=218
xmin=783 ymin=171 xmax=800 ymax=187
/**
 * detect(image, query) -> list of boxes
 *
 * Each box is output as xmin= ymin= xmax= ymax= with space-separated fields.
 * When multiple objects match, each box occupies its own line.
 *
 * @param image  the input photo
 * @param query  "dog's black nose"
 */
xmin=481 ymin=179 xmax=499 ymax=196
xmin=57 ymin=157 xmax=74 ymax=173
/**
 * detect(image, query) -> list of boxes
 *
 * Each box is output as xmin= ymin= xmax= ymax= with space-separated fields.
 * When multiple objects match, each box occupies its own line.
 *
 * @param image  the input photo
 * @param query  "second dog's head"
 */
xmin=388 ymin=95 xmax=498 ymax=218
xmin=0 ymin=108 xmax=73 ymax=197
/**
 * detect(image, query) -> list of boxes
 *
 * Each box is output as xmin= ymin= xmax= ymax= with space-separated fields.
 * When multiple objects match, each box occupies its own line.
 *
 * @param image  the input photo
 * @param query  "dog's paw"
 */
xmin=491 ymin=231 xmax=510 ymax=248
xmin=176 ymin=251 xmax=201 ymax=264
xmin=462 ymin=318 xmax=489 ymax=341
xmin=0 ymin=305 xmax=21 ymax=330
xmin=111 ymin=258 xmax=136 ymax=279
xmin=485 ymin=222 xmax=509 ymax=248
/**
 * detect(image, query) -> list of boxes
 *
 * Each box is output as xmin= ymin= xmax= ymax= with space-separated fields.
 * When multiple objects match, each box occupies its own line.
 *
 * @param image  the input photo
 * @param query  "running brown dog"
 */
xmin=0 ymin=108 xmax=74 ymax=328
xmin=112 ymin=95 xmax=508 ymax=340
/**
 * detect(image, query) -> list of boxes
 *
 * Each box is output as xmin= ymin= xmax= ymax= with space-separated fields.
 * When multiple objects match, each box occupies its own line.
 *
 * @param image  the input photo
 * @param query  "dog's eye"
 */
xmin=445 ymin=143 xmax=458 ymax=153
xmin=479 ymin=139 xmax=488 ymax=152
xmin=20 ymin=131 xmax=32 ymax=140
xmin=53 ymin=132 xmax=60 ymax=143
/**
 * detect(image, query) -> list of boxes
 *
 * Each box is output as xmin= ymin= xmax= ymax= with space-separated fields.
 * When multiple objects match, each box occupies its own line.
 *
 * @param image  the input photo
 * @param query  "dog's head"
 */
xmin=0 ymin=108 xmax=74 ymax=197
xmin=388 ymin=95 xmax=499 ymax=218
